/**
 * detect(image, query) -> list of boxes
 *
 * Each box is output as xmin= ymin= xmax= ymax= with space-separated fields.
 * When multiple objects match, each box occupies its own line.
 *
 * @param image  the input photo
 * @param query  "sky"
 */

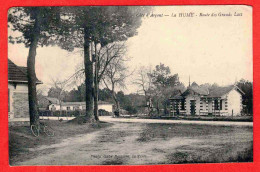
xmin=8 ymin=5 xmax=253 ymax=94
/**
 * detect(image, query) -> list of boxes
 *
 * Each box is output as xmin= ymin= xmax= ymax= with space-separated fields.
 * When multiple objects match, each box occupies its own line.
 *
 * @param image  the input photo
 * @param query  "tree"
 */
xmin=135 ymin=63 xmax=184 ymax=115
xmin=133 ymin=66 xmax=154 ymax=114
xmin=73 ymin=42 xmax=130 ymax=118
xmin=236 ymin=79 xmax=253 ymax=114
xmin=59 ymin=6 xmax=151 ymax=121
xmin=93 ymin=42 xmax=128 ymax=119
xmin=102 ymin=55 xmax=131 ymax=116
xmin=48 ymin=78 xmax=69 ymax=118
xmin=150 ymin=63 xmax=182 ymax=115
xmin=98 ymin=88 xmax=113 ymax=102
xmin=8 ymin=7 xmax=62 ymax=126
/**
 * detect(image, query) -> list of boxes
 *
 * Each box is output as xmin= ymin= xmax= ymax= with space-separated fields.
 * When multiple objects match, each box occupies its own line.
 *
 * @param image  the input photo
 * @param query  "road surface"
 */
xmin=16 ymin=118 xmax=253 ymax=165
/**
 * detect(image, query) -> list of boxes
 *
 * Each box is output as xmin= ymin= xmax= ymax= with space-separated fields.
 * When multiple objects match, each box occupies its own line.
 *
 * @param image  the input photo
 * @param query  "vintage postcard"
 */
xmin=8 ymin=5 xmax=253 ymax=166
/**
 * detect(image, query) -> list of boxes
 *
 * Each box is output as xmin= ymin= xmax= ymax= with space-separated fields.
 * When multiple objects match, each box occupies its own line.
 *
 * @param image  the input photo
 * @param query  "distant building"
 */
xmin=8 ymin=59 xmax=42 ymax=124
xmin=46 ymin=100 xmax=114 ymax=113
xmin=169 ymin=84 xmax=244 ymax=116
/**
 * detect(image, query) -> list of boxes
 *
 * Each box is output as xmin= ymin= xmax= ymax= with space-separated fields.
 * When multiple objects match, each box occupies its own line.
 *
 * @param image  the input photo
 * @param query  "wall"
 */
xmin=185 ymin=95 xmax=200 ymax=115
xmin=49 ymin=103 xmax=113 ymax=112
xmin=8 ymin=83 xmax=30 ymax=122
xmin=226 ymin=89 xmax=242 ymax=116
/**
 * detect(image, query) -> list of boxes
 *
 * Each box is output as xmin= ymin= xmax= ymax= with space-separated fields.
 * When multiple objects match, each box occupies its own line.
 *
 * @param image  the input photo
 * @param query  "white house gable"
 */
xmin=226 ymin=89 xmax=242 ymax=116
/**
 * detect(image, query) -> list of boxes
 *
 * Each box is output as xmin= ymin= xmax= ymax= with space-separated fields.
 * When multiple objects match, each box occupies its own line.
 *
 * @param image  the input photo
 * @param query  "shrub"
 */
xmin=98 ymin=109 xmax=110 ymax=116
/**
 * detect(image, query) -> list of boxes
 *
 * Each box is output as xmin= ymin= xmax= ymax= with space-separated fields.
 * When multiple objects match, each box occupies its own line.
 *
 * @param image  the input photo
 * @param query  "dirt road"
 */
xmin=17 ymin=119 xmax=253 ymax=165
xmin=99 ymin=116 xmax=253 ymax=126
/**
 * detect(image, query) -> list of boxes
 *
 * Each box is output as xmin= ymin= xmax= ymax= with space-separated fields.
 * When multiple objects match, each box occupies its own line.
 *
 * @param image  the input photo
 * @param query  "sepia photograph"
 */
xmin=8 ymin=5 xmax=253 ymax=166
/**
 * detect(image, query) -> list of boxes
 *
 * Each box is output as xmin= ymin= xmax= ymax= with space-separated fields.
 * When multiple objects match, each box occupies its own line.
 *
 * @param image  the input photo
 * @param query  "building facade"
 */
xmin=47 ymin=100 xmax=114 ymax=113
xmin=8 ymin=59 xmax=42 ymax=124
xmin=169 ymin=84 xmax=244 ymax=116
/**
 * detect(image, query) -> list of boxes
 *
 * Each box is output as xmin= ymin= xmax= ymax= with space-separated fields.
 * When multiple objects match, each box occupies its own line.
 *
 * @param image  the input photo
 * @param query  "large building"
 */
xmin=8 ymin=59 xmax=42 ymax=124
xmin=169 ymin=83 xmax=244 ymax=116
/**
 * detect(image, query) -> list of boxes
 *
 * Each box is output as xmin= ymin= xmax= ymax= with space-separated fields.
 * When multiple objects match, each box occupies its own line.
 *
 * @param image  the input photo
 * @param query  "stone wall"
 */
xmin=13 ymin=92 xmax=29 ymax=118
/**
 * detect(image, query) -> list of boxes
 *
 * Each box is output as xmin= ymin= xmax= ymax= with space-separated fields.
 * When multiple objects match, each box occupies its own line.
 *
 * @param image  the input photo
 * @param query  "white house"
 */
xmin=8 ymin=59 xmax=42 ymax=124
xmin=170 ymin=84 xmax=244 ymax=116
xmin=48 ymin=100 xmax=114 ymax=113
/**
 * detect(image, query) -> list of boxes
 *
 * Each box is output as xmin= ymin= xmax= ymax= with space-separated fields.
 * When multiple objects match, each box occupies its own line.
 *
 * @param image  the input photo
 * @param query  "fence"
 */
xmin=39 ymin=110 xmax=84 ymax=117
xmin=39 ymin=109 xmax=113 ymax=117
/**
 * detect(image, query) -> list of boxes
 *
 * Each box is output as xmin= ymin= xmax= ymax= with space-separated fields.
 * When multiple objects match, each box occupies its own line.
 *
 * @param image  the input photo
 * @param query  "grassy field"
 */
xmin=9 ymin=120 xmax=113 ymax=165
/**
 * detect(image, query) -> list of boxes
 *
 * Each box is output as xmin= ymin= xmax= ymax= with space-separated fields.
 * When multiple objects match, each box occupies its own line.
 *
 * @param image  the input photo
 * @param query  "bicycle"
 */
xmin=31 ymin=121 xmax=55 ymax=137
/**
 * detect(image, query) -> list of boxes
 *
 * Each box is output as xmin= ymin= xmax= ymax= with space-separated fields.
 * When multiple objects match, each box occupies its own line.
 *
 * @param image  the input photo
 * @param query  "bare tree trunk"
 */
xmin=27 ymin=12 xmax=40 ymax=126
xmin=112 ymin=92 xmax=120 ymax=116
xmin=156 ymin=101 xmax=160 ymax=115
xmin=93 ymin=81 xmax=99 ymax=121
xmin=111 ymin=84 xmax=120 ymax=117
xmin=83 ymin=28 xmax=94 ymax=122
xmin=93 ymin=43 xmax=99 ymax=121
xmin=59 ymin=102 xmax=62 ymax=120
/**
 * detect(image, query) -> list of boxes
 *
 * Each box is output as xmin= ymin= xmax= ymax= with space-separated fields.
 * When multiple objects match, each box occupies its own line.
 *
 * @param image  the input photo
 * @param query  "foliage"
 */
xmin=8 ymin=7 xmax=65 ymax=125
xmin=8 ymin=7 xmax=63 ymax=47
xmin=236 ymin=79 xmax=253 ymax=114
xmin=150 ymin=63 xmax=185 ymax=114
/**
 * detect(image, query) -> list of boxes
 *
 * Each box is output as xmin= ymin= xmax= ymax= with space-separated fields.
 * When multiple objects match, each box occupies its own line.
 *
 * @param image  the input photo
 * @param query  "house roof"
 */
xmin=182 ymin=85 xmax=209 ymax=96
xmin=8 ymin=59 xmax=42 ymax=84
xmin=171 ymin=84 xmax=244 ymax=99
xmin=45 ymin=97 xmax=60 ymax=104
xmin=51 ymin=101 xmax=113 ymax=106
xmin=207 ymin=85 xmax=244 ymax=98
xmin=170 ymin=95 xmax=183 ymax=100
xmin=62 ymin=102 xmax=86 ymax=106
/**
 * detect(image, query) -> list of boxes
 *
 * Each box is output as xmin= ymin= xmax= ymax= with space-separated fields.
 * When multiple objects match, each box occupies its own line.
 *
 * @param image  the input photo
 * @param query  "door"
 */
xmin=190 ymin=100 xmax=196 ymax=115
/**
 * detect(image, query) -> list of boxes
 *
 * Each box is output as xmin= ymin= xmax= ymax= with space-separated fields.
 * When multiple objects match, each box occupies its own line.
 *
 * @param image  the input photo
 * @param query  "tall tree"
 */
xmin=59 ymin=6 xmax=151 ymax=122
xmin=8 ymin=7 xmax=62 ymax=126
xmin=102 ymin=56 xmax=131 ymax=116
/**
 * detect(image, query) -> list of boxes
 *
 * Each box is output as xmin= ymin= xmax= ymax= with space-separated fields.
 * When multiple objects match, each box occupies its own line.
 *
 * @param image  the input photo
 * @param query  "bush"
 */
xmin=125 ymin=106 xmax=138 ymax=114
xmin=98 ymin=109 xmax=110 ymax=116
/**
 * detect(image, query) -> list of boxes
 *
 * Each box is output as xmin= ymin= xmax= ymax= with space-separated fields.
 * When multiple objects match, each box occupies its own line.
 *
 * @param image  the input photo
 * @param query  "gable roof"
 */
xmin=182 ymin=85 xmax=209 ymax=96
xmin=170 ymin=84 xmax=244 ymax=100
xmin=207 ymin=85 xmax=244 ymax=97
xmin=170 ymin=94 xmax=183 ymax=100
xmin=45 ymin=97 xmax=60 ymax=104
xmin=8 ymin=59 xmax=42 ymax=84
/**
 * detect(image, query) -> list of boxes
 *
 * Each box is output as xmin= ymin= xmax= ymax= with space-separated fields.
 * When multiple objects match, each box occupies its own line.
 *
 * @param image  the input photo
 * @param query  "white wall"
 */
xmin=49 ymin=103 xmax=113 ymax=112
xmin=227 ymin=89 xmax=242 ymax=116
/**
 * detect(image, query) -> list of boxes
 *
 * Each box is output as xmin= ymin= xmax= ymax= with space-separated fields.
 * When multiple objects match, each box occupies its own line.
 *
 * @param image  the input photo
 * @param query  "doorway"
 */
xmin=190 ymin=100 xmax=196 ymax=115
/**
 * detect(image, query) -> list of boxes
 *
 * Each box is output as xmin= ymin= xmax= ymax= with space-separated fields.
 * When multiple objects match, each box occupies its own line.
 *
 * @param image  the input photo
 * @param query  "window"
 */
xmin=67 ymin=107 xmax=70 ymax=110
xmin=220 ymin=100 xmax=223 ymax=110
xmin=181 ymin=99 xmax=185 ymax=110
xmin=214 ymin=100 xmax=219 ymax=110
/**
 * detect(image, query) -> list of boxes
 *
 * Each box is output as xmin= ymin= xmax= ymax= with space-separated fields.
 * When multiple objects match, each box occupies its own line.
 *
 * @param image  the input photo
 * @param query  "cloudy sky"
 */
xmin=8 ymin=5 xmax=252 ymax=94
